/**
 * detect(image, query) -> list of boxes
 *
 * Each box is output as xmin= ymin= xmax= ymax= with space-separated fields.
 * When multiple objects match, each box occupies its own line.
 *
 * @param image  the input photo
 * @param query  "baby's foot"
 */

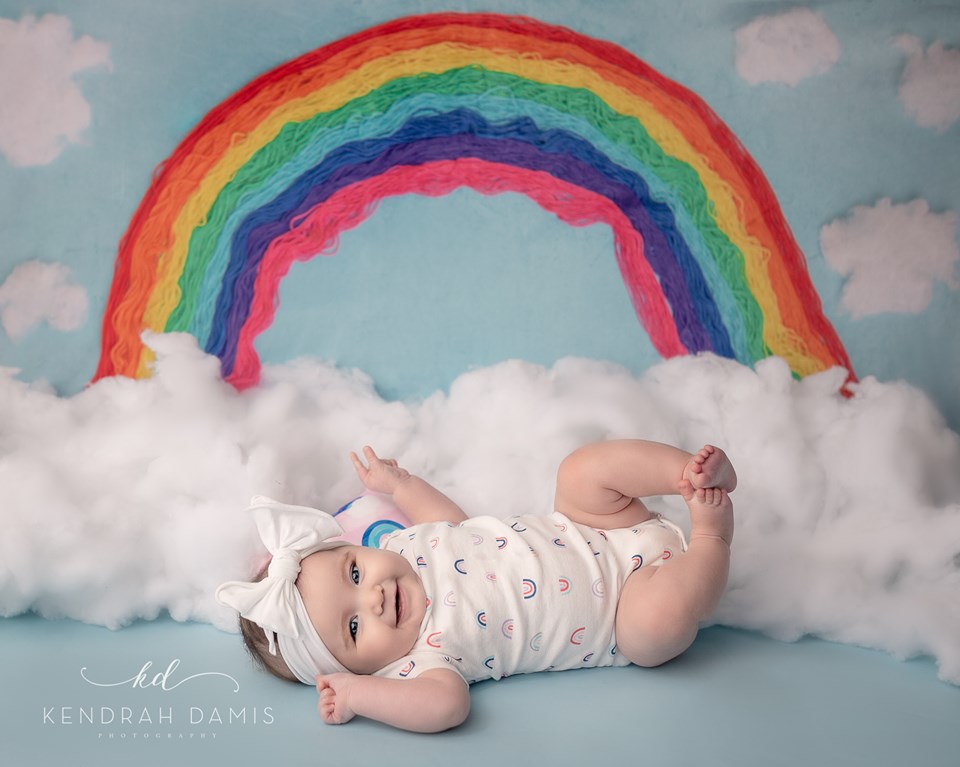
xmin=683 ymin=445 xmax=737 ymax=492
xmin=679 ymin=479 xmax=734 ymax=545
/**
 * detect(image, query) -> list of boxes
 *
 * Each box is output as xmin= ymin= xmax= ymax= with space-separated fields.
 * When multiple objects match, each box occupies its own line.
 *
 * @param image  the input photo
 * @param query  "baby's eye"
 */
xmin=350 ymin=563 xmax=360 ymax=585
xmin=349 ymin=617 xmax=358 ymax=640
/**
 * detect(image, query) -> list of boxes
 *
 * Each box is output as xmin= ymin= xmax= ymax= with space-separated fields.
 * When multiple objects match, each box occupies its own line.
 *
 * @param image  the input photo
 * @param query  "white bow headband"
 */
xmin=215 ymin=496 xmax=349 ymax=685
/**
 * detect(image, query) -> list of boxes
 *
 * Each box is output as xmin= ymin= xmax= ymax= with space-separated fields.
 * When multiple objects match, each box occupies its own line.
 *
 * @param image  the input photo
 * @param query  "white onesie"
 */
xmin=374 ymin=512 xmax=687 ymax=685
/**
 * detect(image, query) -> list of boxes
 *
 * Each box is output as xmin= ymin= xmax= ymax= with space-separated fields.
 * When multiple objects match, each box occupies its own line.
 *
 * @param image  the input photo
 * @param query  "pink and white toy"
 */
xmin=332 ymin=492 xmax=411 ymax=549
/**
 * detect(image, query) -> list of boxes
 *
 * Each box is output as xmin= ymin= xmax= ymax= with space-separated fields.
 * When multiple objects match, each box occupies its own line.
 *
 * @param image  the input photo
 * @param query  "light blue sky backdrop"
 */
xmin=1 ymin=0 xmax=957 ymax=426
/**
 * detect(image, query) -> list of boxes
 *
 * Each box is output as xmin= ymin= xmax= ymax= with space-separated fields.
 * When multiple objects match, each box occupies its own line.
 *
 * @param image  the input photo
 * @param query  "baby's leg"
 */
xmin=554 ymin=440 xmax=694 ymax=529
xmin=614 ymin=484 xmax=733 ymax=667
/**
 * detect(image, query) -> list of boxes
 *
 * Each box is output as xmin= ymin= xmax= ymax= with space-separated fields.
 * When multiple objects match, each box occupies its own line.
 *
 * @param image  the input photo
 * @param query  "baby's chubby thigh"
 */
xmin=613 ymin=553 xmax=698 ymax=669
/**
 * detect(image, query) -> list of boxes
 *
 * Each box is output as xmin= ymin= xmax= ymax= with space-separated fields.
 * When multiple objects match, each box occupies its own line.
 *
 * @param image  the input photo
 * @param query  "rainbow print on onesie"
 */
xmin=95 ymin=12 xmax=854 ymax=389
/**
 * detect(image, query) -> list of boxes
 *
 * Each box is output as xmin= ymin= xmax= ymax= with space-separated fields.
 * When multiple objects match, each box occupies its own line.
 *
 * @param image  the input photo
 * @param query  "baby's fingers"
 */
xmin=318 ymin=700 xmax=338 ymax=724
xmin=349 ymin=450 xmax=369 ymax=477
xmin=317 ymin=686 xmax=339 ymax=724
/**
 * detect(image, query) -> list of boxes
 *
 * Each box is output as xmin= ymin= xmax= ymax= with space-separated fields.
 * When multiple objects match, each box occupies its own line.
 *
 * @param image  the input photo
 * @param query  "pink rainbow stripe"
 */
xmin=231 ymin=158 xmax=681 ymax=387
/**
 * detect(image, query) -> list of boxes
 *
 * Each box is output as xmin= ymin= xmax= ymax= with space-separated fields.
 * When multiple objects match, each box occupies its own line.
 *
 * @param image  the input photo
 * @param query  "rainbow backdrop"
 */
xmin=95 ymin=12 xmax=854 ymax=389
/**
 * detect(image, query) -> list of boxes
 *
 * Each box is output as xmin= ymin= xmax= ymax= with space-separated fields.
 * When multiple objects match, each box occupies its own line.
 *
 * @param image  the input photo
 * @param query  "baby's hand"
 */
xmin=350 ymin=446 xmax=411 ymax=495
xmin=316 ymin=673 xmax=357 ymax=726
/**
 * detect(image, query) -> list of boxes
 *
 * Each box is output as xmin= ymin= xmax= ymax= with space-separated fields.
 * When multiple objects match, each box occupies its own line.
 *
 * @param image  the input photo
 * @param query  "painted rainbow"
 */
xmin=94 ymin=12 xmax=854 ymax=389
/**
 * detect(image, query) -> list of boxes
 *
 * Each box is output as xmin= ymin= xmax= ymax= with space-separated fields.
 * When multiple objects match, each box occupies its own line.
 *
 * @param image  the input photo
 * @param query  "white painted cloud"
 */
xmin=735 ymin=8 xmax=840 ymax=86
xmin=0 ymin=260 xmax=89 ymax=340
xmin=820 ymin=198 xmax=959 ymax=318
xmin=0 ymin=13 xmax=111 ymax=167
xmin=895 ymin=36 xmax=960 ymax=133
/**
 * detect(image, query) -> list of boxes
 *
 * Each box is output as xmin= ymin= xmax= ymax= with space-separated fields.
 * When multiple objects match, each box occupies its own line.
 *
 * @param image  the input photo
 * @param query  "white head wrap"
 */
xmin=215 ymin=496 xmax=349 ymax=685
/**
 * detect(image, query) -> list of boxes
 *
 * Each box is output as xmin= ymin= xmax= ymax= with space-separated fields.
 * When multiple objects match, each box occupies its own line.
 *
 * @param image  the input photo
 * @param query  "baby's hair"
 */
xmin=239 ymin=564 xmax=298 ymax=684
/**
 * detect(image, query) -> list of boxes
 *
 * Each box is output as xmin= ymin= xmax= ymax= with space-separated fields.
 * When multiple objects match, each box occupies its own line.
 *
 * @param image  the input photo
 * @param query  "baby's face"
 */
xmin=297 ymin=544 xmax=426 ymax=674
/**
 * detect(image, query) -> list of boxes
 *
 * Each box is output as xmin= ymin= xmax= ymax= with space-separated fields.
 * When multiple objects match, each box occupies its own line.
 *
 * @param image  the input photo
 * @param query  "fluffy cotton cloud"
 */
xmin=0 ymin=13 xmax=111 ymax=167
xmin=819 ymin=198 xmax=959 ymax=318
xmin=0 ymin=260 xmax=89 ymax=340
xmin=735 ymin=8 xmax=840 ymax=86
xmin=1 ymin=335 xmax=959 ymax=683
xmin=895 ymin=36 xmax=960 ymax=133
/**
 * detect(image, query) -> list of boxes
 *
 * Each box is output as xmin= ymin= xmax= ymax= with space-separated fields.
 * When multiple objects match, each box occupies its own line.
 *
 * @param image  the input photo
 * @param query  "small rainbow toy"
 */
xmin=332 ymin=493 xmax=410 ymax=549
xmin=95 ymin=12 xmax=854 ymax=389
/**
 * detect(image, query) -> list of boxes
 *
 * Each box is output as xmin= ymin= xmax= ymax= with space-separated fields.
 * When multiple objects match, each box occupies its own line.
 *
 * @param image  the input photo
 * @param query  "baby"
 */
xmin=216 ymin=439 xmax=736 ymax=732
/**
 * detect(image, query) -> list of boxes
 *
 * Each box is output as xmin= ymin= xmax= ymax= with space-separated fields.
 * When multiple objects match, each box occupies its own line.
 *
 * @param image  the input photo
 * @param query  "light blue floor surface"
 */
xmin=2 ymin=613 xmax=957 ymax=767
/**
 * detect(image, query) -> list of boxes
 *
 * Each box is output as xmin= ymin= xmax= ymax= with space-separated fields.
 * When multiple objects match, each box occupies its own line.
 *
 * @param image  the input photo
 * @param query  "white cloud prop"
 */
xmin=0 ymin=260 xmax=89 ymax=340
xmin=734 ymin=8 xmax=840 ymax=86
xmin=820 ymin=198 xmax=959 ymax=318
xmin=0 ymin=334 xmax=958 ymax=684
xmin=0 ymin=13 xmax=111 ymax=167
xmin=895 ymin=36 xmax=960 ymax=133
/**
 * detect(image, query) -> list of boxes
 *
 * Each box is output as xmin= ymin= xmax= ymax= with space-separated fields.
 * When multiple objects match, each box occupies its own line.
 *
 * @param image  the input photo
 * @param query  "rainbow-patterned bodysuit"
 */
xmin=374 ymin=512 xmax=687 ymax=684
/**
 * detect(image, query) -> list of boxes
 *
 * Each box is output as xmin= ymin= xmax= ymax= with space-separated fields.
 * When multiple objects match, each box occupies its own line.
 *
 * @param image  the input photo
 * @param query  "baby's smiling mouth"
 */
xmin=395 ymin=584 xmax=402 ymax=626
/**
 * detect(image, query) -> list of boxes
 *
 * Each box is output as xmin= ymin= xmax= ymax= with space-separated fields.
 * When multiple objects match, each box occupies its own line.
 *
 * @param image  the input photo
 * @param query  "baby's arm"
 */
xmin=350 ymin=446 xmax=467 ymax=525
xmin=316 ymin=669 xmax=470 ymax=733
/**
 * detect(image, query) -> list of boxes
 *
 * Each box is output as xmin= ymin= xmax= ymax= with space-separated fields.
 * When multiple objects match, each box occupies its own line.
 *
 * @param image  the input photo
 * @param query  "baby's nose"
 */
xmin=367 ymin=584 xmax=384 ymax=616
